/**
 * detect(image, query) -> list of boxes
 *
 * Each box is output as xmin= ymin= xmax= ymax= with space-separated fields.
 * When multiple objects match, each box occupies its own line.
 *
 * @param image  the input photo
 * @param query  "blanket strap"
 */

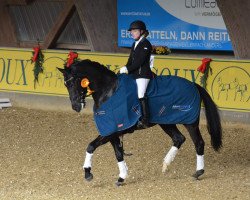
xmin=120 ymin=135 xmax=133 ymax=156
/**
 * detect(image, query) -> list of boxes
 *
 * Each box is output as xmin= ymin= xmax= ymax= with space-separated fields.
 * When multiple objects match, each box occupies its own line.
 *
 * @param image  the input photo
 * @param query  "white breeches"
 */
xmin=136 ymin=78 xmax=150 ymax=98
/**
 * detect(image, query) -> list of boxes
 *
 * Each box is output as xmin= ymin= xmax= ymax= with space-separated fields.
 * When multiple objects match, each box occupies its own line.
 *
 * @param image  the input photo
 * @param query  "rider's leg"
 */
xmin=109 ymin=136 xmax=128 ymax=186
xmin=136 ymin=78 xmax=150 ymax=128
xmin=83 ymin=135 xmax=110 ymax=181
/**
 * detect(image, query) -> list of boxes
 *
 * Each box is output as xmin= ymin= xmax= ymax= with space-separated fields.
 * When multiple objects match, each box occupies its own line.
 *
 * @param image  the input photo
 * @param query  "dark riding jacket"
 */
xmin=126 ymin=37 xmax=153 ymax=79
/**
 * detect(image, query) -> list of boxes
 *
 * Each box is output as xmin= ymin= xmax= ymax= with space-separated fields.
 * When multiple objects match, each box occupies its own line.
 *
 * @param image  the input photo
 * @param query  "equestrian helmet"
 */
xmin=128 ymin=20 xmax=147 ymax=31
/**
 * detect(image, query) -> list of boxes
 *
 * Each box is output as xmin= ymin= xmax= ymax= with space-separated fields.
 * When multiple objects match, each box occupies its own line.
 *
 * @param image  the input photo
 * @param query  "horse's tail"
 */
xmin=195 ymin=84 xmax=222 ymax=151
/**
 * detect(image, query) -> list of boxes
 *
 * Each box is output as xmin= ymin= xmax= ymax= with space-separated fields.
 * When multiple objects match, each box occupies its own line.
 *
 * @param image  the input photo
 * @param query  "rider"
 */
xmin=120 ymin=20 xmax=153 ymax=129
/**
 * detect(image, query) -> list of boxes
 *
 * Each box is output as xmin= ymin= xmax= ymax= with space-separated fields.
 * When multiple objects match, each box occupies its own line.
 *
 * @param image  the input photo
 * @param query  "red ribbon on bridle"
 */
xmin=66 ymin=51 xmax=78 ymax=67
xmin=197 ymin=58 xmax=212 ymax=74
xmin=32 ymin=46 xmax=40 ymax=62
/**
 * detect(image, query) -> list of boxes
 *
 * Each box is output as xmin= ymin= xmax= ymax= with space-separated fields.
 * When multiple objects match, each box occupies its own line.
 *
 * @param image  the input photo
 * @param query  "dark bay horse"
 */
xmin=58 ymin=59 xmax=222 ymax=186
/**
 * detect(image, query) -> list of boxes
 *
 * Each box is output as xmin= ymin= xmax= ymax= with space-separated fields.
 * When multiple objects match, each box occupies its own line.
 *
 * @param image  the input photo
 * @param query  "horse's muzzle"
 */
xmin=72 ymin=103 xmax=82 ymax=112
xmin=72 ymin=101 xmax=86 ymax=112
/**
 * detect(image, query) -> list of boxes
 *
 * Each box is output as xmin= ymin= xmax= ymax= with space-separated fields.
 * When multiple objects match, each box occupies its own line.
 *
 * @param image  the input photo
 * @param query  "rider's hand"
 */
xmin=119 ymin=66 xmax=128 ymax=74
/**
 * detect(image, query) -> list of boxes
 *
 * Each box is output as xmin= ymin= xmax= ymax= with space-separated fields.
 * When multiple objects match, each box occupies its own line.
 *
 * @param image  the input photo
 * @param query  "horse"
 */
xmin=58 ymin=59 xmax=222 ymax=186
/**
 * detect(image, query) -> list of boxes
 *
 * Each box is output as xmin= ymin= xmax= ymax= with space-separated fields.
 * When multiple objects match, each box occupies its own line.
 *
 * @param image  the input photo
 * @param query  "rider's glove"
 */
xmin=119 ymin=66 xmax=128 ymax=74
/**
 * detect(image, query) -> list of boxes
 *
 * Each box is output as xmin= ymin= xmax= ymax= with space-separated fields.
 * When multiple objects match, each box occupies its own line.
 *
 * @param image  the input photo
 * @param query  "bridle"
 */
xmin=64 ymin=76 xmax=74 ymax=84
xmin=64 ymin=76 xmax=87 ymax=107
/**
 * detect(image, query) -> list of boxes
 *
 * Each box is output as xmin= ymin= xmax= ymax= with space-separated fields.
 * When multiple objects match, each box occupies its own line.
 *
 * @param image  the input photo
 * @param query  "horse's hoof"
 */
xmin=84 ymin=167 xmax=93 ymax=182
xmin=162 ymin=162 xmax=168 ymax=173
xmin=85 ymin=173 xmax=93 ymax=181
xmin=115 ymin=181 xmax=123 ymax=187
xmin=115 ymin=177 xmax=124 ymax=187
xmin=192 ymin=169 xmax=204 ymax=179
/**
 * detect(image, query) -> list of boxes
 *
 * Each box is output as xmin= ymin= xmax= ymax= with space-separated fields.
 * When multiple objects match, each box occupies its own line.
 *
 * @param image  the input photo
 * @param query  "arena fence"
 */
xmin=0 ymin=48 xmax=249 ymax=124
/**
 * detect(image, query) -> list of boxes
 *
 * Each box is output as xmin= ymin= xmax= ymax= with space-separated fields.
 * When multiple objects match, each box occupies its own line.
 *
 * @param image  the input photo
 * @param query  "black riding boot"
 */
xmin=137 ymin=97 xmax=150 ymax=129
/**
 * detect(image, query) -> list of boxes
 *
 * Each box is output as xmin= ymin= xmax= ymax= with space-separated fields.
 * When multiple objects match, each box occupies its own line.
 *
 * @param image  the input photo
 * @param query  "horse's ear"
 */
xmin=57 ymin=67 xmax=65 ymax=74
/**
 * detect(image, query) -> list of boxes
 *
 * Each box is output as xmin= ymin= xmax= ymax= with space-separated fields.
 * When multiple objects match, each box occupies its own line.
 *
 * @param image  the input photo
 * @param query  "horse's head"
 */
xmin=58 ymin=59 xmax=118 ymax=111
xmin=58 ymin=66 xmax=89 ymax=112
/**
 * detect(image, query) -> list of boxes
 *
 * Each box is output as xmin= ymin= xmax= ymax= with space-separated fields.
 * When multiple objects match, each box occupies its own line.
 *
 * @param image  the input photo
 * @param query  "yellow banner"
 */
xmin=0 ymin=48 xmax=249 ymax=112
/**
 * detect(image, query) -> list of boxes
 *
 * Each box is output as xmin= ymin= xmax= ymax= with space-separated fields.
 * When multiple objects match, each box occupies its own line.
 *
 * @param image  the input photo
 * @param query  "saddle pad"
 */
xmin=94 ymin=74 xmax=200 ymax=136
xmin=147 ymin=76 xmax=200 ymax=124
xmin=94 ymin=74 xmax=141 ymax=136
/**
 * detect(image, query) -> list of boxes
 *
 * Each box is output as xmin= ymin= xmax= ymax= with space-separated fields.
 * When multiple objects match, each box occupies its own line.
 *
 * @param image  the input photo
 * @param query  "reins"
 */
xmin=120 ymin=135 xmax=133 ymax=156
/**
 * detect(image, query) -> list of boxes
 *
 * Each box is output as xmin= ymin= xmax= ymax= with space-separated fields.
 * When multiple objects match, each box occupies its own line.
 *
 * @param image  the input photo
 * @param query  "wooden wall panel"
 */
xmin=0 ymin=0 xmax=128 ymax=52
xmin=43 ymin=1 xmax=75 ymax=49
xmin=0 ymin=1 xmax=18 ymax=47
xmin=74 ymin=0 xmax=128 ymax=53
xmin=217 ymin=0 xmax=250 ymax=59
xmin=6 ymin=0 xmax=34 ymax=5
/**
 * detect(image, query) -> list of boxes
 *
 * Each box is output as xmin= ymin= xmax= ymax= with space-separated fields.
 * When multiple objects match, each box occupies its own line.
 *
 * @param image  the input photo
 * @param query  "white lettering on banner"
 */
xmin=202 ymin=11 xmax=221 ymax=16
xmin=208 ymin=32 xmax=230 ymax=41
xmin=148 ymin=31 xmax=177 ymax=40
xmin=161 ymin=41 xmax=222 ymax=49
xmin=121 ymin=29 xmax=177 ymax=40
xmin=121 ymin=30 xmax=132 ymax=38
xmin=120 ymin=12 xmax=150 ymax=16
xmin=121 ymin=29 xmax=230 ymax=45
xmin=181 ymin=31 xmax=205 ymax=41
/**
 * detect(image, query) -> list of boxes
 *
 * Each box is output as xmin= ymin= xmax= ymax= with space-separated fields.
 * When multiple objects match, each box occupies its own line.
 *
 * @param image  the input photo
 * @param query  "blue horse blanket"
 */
xmin=94 ymin=74 xmax=200 ymax=136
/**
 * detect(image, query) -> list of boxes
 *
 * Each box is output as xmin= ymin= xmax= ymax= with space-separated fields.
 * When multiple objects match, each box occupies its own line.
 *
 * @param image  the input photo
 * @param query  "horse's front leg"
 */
xmin=83 ymin=135 xmax=110 ymax=181
xmin=110 ymin=136 xmax=128 ymax=186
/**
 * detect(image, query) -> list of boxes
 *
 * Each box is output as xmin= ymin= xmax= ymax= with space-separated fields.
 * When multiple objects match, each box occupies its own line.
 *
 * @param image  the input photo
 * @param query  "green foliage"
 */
xmin=32 ymin=48 xmax=44 ymax=88
xmin=200 ymin=63 xmax=212 ymax=89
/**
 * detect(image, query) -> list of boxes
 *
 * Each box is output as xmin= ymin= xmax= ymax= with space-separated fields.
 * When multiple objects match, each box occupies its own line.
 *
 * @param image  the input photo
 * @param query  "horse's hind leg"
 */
xmin=184 ymin=121 xmax=205 ymax=179
xmin=83 ymin=135 xmax=110 ymax=181
xmin=109 ymin=136 xmax=128 ymax=186
xmin=160 ymin=124 xmax=186 ymax=173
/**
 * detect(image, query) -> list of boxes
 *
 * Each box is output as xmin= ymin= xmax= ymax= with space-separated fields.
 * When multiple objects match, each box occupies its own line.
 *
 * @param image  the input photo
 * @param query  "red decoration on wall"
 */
xmin=32 ymin=46 xmax=40 ymax=62
xmin=197 ymin=58 xmax=212 ymax=89
xmin=66 ymin=51 xmax=79 ymax=67
xmin=197 ymin=58 xmax=212 ymax=74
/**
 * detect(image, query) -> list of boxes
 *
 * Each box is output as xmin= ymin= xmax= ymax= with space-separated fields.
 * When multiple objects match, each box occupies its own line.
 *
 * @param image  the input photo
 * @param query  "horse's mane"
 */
xmin=71 ymin=59 xmax=116 ymax=77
